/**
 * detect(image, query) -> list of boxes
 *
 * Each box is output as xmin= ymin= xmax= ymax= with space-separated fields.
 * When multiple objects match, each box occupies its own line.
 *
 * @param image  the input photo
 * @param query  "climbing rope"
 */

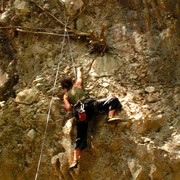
xmin=65 ymin=20 xmax=77 ymax=79
xmin=34 ymin=12 xmax=72 ymax=180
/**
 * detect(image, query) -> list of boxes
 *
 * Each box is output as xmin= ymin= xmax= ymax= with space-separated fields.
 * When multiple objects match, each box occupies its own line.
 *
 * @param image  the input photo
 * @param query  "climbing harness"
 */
xmin=77 ymin=102 xmax=87 ymax=121
xmin=35 ymin=11 xmax=75 ymax=180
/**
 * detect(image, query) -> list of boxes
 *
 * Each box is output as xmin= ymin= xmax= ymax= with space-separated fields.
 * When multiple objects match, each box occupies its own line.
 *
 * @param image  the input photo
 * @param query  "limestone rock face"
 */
xmin=0 ymin=9 xmax=14 ymax=24
xmin=0 ymin=0 xmax=179 ymax=180
xmin=0 ymin=71 xmax=8 ymax=87
xmin=15 ymin=87 xmax=39 ymax=104
xmin=14 ymin=0 xmax=30 ymax=16
xmin=59 ymin=0 xmax=84 ymax=16
xmin=90 ymin=55 xmax=123 ymax=77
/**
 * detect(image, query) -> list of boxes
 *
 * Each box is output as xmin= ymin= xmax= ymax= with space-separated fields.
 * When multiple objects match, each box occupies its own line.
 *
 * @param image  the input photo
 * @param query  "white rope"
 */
xmin=34 ymin=14 xmax=69 ymax=180
xmin=65 ymin=20 xmax=77 ymax=79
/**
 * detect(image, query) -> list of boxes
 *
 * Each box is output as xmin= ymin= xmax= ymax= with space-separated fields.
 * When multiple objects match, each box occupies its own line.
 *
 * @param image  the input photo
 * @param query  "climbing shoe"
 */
xmin=107 ymin=117 xmax=121 ymax=122
xmin=107 ymin=116 xmax=127 ymax=123
xmin=69 ymin=160 xmax=78 ymax=169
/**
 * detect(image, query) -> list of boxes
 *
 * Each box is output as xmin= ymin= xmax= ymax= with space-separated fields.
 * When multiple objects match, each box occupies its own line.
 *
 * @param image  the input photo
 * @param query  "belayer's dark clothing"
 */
xmin=67 ymin=86 xmax=122 ymax=151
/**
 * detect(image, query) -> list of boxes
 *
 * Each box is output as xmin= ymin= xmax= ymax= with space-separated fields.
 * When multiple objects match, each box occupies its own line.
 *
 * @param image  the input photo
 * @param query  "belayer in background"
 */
xmin=61 ymin=66 xmax=122 ymax=169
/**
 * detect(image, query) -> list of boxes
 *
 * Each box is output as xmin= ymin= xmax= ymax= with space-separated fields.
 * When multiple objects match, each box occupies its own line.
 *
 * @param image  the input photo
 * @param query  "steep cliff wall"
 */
xmin=0 ymin=0 xmax=179 ymax=180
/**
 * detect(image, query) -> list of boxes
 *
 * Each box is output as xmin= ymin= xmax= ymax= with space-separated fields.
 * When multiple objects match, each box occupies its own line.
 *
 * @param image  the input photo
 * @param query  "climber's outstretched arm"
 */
xmin=74 ymin=67 xmax=83 ymax=88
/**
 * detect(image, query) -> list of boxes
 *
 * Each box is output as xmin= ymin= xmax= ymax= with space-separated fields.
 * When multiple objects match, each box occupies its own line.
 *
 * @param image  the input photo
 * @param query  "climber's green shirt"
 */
xmin=67 ymin=86 xmax=86 ymax=105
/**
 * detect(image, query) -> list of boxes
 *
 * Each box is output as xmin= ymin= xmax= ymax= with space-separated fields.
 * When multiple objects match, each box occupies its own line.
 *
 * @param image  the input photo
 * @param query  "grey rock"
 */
xmin=15 ymin=88 xmax=40 ymax=104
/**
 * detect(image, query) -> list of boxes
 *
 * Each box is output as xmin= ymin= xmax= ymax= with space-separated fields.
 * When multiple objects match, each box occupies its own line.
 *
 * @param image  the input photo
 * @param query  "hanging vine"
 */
xmin=0 ymin=0 xmax=109 ymax=56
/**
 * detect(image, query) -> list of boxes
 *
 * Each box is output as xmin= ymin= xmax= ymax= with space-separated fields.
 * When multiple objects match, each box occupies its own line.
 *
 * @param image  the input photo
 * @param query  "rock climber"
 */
xmin=60 ymin=66 xmax=122 ymax=169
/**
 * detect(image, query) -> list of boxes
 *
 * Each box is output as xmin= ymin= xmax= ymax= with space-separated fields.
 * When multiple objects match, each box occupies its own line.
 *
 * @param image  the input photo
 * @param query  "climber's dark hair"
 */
xmin=60 ymin=77 xmax=73 ymax=90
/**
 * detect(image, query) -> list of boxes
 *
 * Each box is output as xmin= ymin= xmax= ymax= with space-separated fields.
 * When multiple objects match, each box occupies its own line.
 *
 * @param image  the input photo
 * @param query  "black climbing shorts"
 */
xmin=94 ymin=96 xmax=122 ymax=112
xmin=75 ymin=120 xmax=88 ymax=150
xmin=74 ymin=97 xmax=121 ymax=151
